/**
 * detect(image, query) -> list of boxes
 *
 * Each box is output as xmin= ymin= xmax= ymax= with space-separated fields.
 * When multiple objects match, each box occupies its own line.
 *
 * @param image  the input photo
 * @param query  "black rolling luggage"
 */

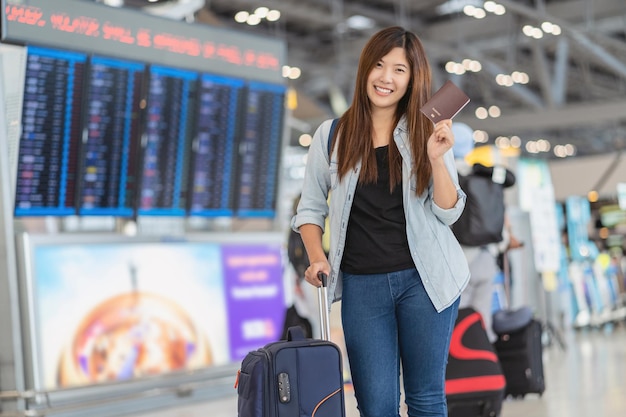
xmin=493 ymin=317 xmax=545 ymax=398
xmin=236 ymin=273 xmax=345 ymax=417
xmin=445 ymin=308 xmax=506 ymax=417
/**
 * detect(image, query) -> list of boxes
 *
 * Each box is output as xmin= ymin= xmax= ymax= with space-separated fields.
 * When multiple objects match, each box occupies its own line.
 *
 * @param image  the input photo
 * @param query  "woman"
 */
xmin=291 ymin=26 xmax=470 ymax=417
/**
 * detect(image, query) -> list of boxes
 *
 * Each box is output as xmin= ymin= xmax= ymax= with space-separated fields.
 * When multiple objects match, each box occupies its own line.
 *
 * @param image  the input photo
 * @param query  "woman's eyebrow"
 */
xmin=380 ymin=58 xmax=408 ymax=68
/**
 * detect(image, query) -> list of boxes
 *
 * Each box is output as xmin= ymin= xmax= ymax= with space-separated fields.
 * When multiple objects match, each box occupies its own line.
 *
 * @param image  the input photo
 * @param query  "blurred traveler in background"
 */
xmin=452 ymin=123 xmax=518 ymax=343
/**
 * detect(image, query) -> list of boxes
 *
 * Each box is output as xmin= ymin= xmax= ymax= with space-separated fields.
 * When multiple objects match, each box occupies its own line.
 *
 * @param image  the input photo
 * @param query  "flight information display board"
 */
xmin=187 ymin=74 xmax=244 ymax=217
xmin=14 ymin=46 xmax=85 ymax=216
xmin=235 ymin=82 xmax=286 ymax=217
xmin=78 ymin=56 xmax=145 ymax=217
xmin=4 ymin=0 xmax=288 ymax=220
xmin=137 ymin=66 xmax=195 ymax=216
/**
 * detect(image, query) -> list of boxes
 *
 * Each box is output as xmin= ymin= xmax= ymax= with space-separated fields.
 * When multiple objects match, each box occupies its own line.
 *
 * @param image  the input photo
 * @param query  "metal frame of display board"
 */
xmin=0 ymin=50 xmax=28 ymax=413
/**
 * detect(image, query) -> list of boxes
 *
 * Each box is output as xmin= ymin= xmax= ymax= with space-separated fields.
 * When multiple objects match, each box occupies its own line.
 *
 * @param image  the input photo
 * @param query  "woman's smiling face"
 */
xmin=366 ymin=47 xmax=411 ymax=113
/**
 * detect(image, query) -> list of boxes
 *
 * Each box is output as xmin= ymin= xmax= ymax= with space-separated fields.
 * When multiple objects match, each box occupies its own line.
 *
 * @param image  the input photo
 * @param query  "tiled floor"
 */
xmin=137 ymin=323 xmax=626 ymax=417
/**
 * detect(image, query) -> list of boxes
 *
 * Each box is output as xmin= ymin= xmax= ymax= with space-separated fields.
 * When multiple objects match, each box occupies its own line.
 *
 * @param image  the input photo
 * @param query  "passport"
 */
xmin=420 ymin=80 xmax=470 ymax=123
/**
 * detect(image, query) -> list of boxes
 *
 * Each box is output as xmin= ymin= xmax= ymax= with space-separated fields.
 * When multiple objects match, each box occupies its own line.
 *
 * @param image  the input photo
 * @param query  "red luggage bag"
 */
xmin=445 ymin=308 xmax=506 ymax=417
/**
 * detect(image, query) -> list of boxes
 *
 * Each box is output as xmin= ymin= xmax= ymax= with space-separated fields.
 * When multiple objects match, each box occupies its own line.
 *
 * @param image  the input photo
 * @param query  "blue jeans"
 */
xmin=341 ymin=267 xmax=459 ymax=417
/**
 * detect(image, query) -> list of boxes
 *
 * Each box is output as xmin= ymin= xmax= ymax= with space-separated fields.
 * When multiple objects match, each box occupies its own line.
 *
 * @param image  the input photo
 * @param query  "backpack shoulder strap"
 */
xmin=327 ymin=118 xmax=339 ymax=159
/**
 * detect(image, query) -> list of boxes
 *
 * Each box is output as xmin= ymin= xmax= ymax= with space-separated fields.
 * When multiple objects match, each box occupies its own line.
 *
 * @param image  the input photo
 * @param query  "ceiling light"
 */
xmin=282 ymin=66 xmax=301 ymax=80
xmin=446 ymin=59 xmax=481 ymax=74
xmin=247 ymin=14 xmax=261 ymax=25
xmin=473 ymin=130 xmax=489 ymax=143
xmin=554 ymin=144 xmax=574 ymax=158
xmin=537 ymin=139 xmax=551 ymax=152
xmin=235 ymin=8 xmax=281 ymax=24
xmin=541 ymin=22 xmax=554 ymax=33
xmin=468 ymin=60 xmax=482 ymax=72
xmin=234 ymin=11 xmax=249 ymax=23
xmin=299 ymin=134 xmax=312 ymax=147
xmin=288 ymin=67 xmax=301 ymax=80
xmin=495 ymin=136 xmax=510 ymax=148
xmin=526 ymin=141 xmax=538 ymax=153
xmin=511 ymin=71 xmax=525 ymax=83
xmin=484 ymin=1 xmax=497 ymax=13
xmin=445 ymin=61 xmax=464 ymax=74
xmin=266 ymin=10 xmax=281 ymax=21
xmin=496 ymin=74 xmax=513 ymax=86
xmin=488 ymin=105 xmax=501 ymax=118
xmin=522 ymin=25 xmax=534 ymax=37
xmin=493 ymin=5 xmax=506 ymax=15
xmin=254 ymin=7 xmax=269 ymax=19
xmin=463 ymin=5 xmax=477 ymax=16
xmin=473 ymin=8 xmax=486 ymax=19
xmin=475 ymin=107 xmax=488 ymax=120
xmin=554 ymin=145 xmax=567 ymax=158
xmin=346 ymin=15 xmax=376 ymax=30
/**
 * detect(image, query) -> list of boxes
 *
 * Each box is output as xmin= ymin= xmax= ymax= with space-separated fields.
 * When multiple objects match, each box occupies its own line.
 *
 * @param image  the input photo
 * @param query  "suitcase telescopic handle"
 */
xmin=317 ymin=272 xmax=332 ymax=341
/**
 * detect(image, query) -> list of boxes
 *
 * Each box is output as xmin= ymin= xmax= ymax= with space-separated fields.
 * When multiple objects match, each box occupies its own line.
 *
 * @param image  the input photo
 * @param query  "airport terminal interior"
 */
xmin=1 ymin=1 xmax=626 ymax=416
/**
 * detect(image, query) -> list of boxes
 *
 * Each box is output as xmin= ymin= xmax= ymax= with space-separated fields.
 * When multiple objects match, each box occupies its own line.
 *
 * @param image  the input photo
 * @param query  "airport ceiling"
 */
xmin=103 ymin=0 xmax=626 ymax=159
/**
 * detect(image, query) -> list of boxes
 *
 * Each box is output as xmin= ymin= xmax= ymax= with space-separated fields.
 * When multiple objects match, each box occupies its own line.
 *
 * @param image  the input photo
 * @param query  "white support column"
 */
xmin=552 ymin=37 xmax=570 ymax=105
xmin=0 ymin=51 xmax=26 ymax=412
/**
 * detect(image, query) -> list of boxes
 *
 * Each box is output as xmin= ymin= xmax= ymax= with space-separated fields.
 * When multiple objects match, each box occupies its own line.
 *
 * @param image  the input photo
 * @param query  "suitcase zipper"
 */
xmin=311 ymin=387 xmax=342 ymax=417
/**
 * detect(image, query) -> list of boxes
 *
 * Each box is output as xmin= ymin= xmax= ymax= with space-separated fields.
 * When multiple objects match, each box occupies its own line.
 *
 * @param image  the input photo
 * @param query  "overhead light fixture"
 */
xmin=247 ymin=14 xmax=261 ymax=25
xmin=473 ymin=130 xmax=489 ymax=143
xmin=235 ymin=11 xmax=249 ymax=23
xmin=266 ymin=10 xmax=281 ymax=22
xmin=282 ymin=65 xmax=301 ymax=80
xmin=523 ymin=22 xmax=561 ymax=39
xmin=475 ymin=107 xmax=488 ymax=120
xmin=234 ymin=7 xmax=281 ymax=25
xmin=554 ymin=144 xmax=576 ymax=158
xmin=102 ymin=0 xmax=124 ymax=6
xmin=445 ymin=58 xmax=482 ymax=75
xmin=437 ymin=0 xmax=482 ymax=15
xmin=488 ymin=105 xmax=501 ymax=118
xmin=345 ymin=15 xmax=375 ymax=30
xmin=254 ymin=7 xmax=269 ymax=19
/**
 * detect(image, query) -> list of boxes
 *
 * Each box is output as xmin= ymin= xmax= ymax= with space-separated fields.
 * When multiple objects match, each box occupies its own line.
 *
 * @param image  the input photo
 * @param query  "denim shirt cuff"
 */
xmin=431 ymin=188 xmax=466 ymax=225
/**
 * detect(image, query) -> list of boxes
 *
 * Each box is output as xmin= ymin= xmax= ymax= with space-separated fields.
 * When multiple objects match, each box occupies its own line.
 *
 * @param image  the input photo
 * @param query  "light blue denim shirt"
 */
xmin=291 ymin=117 xmax=470 ymax=312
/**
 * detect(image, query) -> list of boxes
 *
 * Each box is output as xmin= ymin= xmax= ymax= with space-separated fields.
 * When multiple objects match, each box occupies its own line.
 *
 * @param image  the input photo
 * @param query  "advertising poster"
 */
xmin=517 ymin=159 xmax=561 ymax=274
xmin=222 ymin=243 xmax=285 ymax=360
xmin=33 ymin=241 xmax=230 ymax=389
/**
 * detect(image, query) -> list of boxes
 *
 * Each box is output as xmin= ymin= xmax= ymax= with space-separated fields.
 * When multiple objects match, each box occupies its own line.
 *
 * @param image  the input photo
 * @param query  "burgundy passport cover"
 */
xmin=420 ymin=80 xmax=470 ymax=123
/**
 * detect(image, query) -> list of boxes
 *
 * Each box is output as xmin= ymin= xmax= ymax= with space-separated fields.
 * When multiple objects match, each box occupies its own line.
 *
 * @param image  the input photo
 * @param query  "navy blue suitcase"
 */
xmin=236 ymin=274 xmax=346 ymax=417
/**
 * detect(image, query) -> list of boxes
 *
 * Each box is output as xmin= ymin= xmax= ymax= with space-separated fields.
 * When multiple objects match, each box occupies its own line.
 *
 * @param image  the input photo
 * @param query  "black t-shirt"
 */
xmin=341 ymin=146 xmax=414 ymax=274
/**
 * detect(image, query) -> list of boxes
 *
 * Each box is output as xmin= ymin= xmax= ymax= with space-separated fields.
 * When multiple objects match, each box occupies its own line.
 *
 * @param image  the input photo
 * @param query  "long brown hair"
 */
xmin=331 ymin=26 xmax=434 ymax=195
